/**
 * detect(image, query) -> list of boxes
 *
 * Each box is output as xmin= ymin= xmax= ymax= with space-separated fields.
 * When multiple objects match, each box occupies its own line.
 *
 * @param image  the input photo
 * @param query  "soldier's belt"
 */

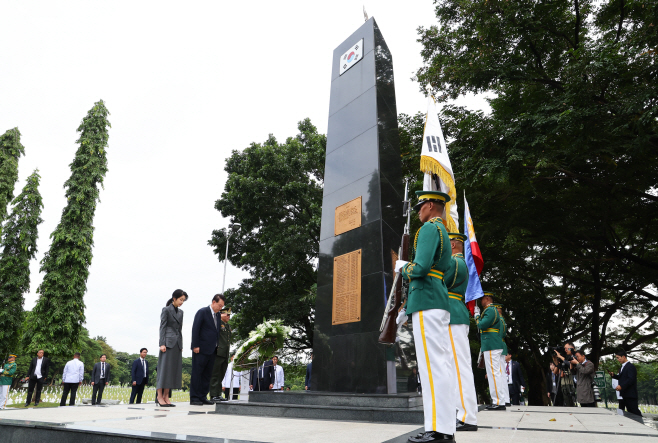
xmin=448 ymin=292 xmax=464 ymax=301
xmin=482 ymin=328 xmax=499 ymax=333
xmin=427 ymin=269 xmax=444 ymax=280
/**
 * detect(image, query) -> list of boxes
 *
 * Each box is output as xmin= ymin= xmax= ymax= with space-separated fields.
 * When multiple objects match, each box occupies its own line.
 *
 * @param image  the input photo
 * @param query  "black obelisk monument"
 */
xmin=312 ymin=18 xmax=409 ymax=394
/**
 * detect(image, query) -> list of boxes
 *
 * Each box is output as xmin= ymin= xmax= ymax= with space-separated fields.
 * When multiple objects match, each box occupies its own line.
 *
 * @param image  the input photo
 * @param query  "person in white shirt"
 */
xmin=271 ymin=356 xmax=284 ymax=391
xmin=60 ymin=353 xmax=85 ymax=406
xmin=221 ymin=355 xmax=241 ymax=400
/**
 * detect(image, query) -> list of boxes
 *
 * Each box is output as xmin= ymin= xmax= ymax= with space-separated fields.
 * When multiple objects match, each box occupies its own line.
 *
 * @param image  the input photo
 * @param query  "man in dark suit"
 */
xmin=190 ymin=294 xmax=227 ymax=405
xmin=25 ymin=349 xmax=50 ymax=407
xmin=305 ymin=353 xmax=313 ymax=391
xmin=130 ymin=348 xmax=149 ymax=404
xmin=504 ymin=354 xmax=525 ymax=405
xmin=91 ymin=354 xmax=111 ymax=405
xmin=610 ymin=349 xmax=642 ymax=416
xmin=250 ymin=359 xmax=274 ymax=391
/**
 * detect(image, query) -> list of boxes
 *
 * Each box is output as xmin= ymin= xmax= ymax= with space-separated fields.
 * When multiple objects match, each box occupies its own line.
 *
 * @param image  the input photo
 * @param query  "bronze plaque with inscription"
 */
xmin=334 ymin=196 xmax=362 ymax=236
xmin=332 ymin=249 xmax=362 ymax=325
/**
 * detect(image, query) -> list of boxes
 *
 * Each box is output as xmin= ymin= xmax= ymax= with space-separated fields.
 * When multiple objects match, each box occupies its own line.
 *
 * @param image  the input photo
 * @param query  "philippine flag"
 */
xmin=464 ymin=194 xmax=484 ymax=311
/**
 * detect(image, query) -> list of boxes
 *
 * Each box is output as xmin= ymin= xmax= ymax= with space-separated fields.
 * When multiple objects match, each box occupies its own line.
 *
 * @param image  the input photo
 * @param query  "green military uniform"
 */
xmin=477 ymin=304 xmax=504 ymax=351
xmin=444 ymin=252 xmax=470 ymax=325
xmin=0 ymin=357 xmax=17 ymax=409
xmin=402 ymin=191 xmax=457 ymax=438
xmin=209 ymin=319 xmax=232 ymax=399
xmin=0 ymin=361 xmax=16 ymax=386
xmin=401 ymin=216 xmax=452 ymax=314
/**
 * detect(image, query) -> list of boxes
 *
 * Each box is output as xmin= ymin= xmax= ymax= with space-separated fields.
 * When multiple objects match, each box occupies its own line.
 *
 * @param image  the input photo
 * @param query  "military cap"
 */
xmin=413 ymin=190 xmax=451 ymax=212
xmin=482 ymin=291 xmax=495 ymax=301
xmin=448 ymin=233 xmax=467 ymax=242
xmin=8 ymin=354 xmax=17 ymax=359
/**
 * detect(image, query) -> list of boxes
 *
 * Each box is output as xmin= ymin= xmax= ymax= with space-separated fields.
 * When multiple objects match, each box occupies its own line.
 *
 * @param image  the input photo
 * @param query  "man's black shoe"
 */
xmin=505 ymin=402 xmax=511 ymax=407
xmin=485 ymin=404 xmax=506 ymax=410
xmin=408 ymin=431 xmax=454 ymax=442
xmin=190 ymin=401 xmax=203 ymax=406
xmin=456 ymin=421 xmax=478 ymax=431
xmin=34 ymin=402 xmax=39 ymax=406
xmin=211 ymin=396 xmax=228 ymax=402
xmin=24 ymin=403 xmax=30 ymax=407
xmin=201 ymin=399 xmax=214 ymax=405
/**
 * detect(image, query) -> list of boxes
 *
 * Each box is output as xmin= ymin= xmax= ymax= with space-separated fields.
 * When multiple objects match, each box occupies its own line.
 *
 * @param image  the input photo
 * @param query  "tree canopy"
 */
xmin=29 ymin=100 xmax=111 ymax=357
xmin=414 ymin=0 xmax=658 ymax=404
xmin=0 ymin=128 xmax=25 ymax=231
xmin=0 ymin=170 xmax=43 ymax=358
xmin=209 ymin=119 xmax=325 ymax=351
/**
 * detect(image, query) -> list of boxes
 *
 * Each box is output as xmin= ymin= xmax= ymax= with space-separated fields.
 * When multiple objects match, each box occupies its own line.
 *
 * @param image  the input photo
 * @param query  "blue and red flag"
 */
xmin=463 ymin=194 xmax=484 ymax=314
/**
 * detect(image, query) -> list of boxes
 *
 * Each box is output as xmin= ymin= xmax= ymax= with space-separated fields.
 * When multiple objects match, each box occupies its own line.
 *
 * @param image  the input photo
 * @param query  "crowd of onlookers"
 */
xmin=547 ymin=343 xmax=642 ymax=416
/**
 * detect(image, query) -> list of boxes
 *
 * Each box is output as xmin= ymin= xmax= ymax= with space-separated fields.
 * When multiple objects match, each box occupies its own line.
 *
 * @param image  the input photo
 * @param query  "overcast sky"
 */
xmin=0 ymin=1 xmax=488 ymax=358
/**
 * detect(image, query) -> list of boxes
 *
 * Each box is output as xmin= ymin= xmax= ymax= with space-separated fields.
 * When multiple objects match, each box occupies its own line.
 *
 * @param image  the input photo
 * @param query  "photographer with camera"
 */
xmin=554 ymin=342 xmax=576 ymax=370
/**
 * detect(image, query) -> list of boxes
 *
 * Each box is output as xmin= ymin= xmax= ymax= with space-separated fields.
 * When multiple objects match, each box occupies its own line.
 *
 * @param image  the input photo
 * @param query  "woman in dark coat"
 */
xmin=156 ymin=289 xmax=187 ymax=406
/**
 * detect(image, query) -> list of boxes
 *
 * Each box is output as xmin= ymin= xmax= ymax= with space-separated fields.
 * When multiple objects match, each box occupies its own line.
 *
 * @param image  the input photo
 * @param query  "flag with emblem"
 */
xmin=420 ymin=96 xmax=458 ymax=233
xmin=464 ymin=193 xmax=484 ymax=310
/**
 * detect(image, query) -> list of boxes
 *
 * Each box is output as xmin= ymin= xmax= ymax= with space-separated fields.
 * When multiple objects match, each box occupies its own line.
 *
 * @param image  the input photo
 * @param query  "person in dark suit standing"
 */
xmin=503 ymin=354 xmax=525 ymax=405
xmin=130 ymin=348 xmax=149 ymax=404
xmin=305 ymin=353 xmax=313 ymax=391
xmin=25 ymin=349 xmax=49 ymax=407
xmin=190 ymin=294 xmax=225 ymax=405
xmin=249 ymin=359 xmax=274 ymax=391
xmin=91 ymin=354 xmax=111 ymax=405
xmin=610 ymin=349 xmax=642 ymax=416
xmin=157 ymin=289 xmax=187 ymax=406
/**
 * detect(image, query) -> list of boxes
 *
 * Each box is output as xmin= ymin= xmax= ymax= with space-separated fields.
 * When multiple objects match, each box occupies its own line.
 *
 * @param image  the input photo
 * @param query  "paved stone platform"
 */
xmin=0 ymin=402 xmax=656 ymax=442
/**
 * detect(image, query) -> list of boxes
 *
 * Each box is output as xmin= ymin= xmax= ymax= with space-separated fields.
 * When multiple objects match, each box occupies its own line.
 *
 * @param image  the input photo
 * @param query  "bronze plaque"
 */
xmin=332 ymin=249 xmax=362 ymax=325
xmin=334 ymin=196 xmax=362 ymax=236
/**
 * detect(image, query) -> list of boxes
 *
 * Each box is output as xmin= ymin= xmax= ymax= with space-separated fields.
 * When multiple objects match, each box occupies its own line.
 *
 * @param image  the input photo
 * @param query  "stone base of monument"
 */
xmin=80 ymin=398 xmax=121 ymax=405
xmin=214 ymin=391 xmax=424 ymax=424
xmin=0 ymin=402 xmax=655 ymax=442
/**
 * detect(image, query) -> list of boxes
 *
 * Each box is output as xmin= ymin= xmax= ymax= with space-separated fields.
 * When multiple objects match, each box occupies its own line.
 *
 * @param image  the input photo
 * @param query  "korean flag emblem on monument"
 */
xmin=339 ymin=39 xmax=363 ymax=76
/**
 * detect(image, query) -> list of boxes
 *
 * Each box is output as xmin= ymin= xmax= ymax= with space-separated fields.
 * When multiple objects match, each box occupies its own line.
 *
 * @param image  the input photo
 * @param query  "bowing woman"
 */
xmin=157 ymin=289 xmax=188 ymax=406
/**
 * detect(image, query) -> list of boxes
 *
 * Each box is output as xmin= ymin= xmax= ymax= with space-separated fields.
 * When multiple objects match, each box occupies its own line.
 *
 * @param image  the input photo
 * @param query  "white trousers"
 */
xmin=412 ymin=309 xmax=455 ymax=435
xmin=499 ymin=361 xmax=510 ymax=404
xmin=0 ymin=385 xmax=9 ymax=409
xmin=484 ymin=349 xmax=505 ymax=405
xmin=449 ymin=324 xmax=477 ymax=425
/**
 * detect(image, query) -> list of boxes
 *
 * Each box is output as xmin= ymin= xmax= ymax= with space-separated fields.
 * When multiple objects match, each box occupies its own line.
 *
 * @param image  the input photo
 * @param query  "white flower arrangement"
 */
xmin=233 ymin=319 xmax=291 ymax=371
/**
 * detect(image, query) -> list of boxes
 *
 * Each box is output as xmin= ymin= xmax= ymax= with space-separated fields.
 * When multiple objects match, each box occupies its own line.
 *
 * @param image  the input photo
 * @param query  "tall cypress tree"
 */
xmin=29 ymin=100 xmax=110 ymax=356
xmin=0 ymin=128 xmax=26 ymax=230
xmin=0 ymin=170 xmax=44 ymax=358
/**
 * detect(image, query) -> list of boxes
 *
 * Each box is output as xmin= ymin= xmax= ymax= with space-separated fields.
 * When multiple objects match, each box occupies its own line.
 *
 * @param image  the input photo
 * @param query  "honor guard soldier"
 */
xmin=396 ymin=191 xmax=456 ymax=443
xmin=445 ymin=233 xmax=478 ymax=431
xmin=475 ymin=292 xmax=506 ymax=410
xmin=493 ymin=303 xmax=511 ymax=406
xmin=0 ymin=354 xmax=18 ymax=409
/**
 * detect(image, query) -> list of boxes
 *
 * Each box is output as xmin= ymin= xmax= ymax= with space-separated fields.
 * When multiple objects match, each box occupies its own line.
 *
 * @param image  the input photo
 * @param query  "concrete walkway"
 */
xmin=0 ymin=402 xmax=656 ymax=442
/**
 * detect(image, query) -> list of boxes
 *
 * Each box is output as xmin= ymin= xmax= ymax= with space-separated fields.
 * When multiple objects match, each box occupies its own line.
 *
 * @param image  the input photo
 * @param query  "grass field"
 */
xmin=6 ymin=385 xmax=190 ymax=407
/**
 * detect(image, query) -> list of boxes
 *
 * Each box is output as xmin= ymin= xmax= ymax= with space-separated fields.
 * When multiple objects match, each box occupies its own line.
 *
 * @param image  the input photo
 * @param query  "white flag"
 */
xmin=421 ymin=96 xmax=458 ymax=233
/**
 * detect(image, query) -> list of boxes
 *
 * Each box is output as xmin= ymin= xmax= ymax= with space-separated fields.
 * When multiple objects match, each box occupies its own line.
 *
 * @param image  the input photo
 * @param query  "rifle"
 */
xmin=378 ymin=179 xmax=411 ymax=345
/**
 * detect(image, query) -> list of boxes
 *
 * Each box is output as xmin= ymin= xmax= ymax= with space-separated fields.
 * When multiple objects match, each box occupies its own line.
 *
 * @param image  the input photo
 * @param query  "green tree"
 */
xmin=0 ymin=170 xmax=44 ymax=358
xmin=29 ymin=100 xmax=111 ymax=357
xmin=208 ymin=119 xmax=325 ymax=351
xmin=0 ymin=128 xmax=25 ymax=230
xmin=414 ymin=0 xmax=658 ymax=404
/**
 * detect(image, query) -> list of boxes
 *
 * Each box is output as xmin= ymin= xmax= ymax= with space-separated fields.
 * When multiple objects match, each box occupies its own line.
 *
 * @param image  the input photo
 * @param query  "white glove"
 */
xmin=474 ymin=306 xmax=481 ymax=317
xmin=0 ymin=368 xmax=3 ymax=373
xmin=396 ymin=308 xmax=408 ymax=325
xmin=394 ymin=260 xmax=409 ymax=272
